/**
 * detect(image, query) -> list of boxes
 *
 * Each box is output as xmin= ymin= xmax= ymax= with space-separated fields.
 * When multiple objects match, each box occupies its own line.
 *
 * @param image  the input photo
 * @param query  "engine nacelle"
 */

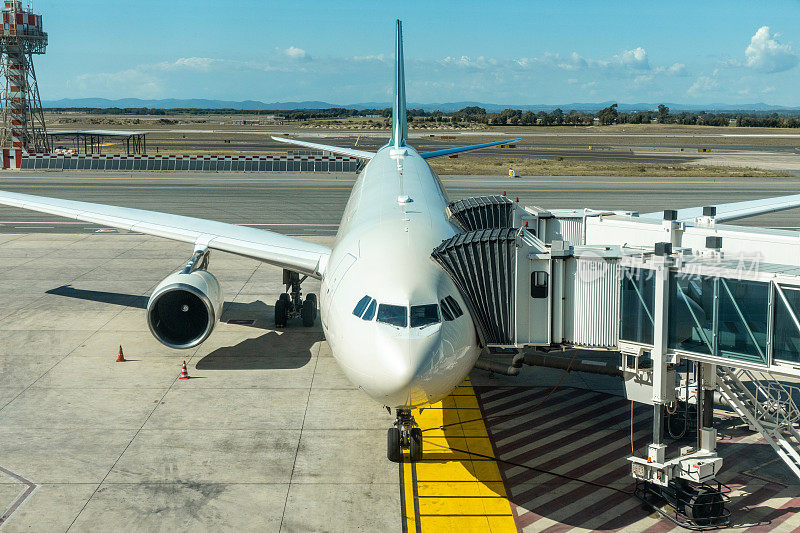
xmin=147 ymin=269 xmax=223 ymax=349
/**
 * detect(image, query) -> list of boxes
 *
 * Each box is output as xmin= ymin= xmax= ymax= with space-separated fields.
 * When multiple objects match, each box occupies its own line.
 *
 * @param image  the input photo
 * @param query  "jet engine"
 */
xmin=147 ymin=269 xmax=223 ymax=349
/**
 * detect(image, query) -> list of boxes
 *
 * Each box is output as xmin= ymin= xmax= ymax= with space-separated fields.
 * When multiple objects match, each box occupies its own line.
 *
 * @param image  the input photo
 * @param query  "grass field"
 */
xmin=428 ymin=156 xmax=789 ymax=177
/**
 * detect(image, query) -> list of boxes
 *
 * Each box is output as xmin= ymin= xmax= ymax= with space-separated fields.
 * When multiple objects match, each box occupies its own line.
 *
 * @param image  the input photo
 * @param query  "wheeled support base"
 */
xmin=387 ymin=409 xmax=422 ymax=462
xmin=634 ymin=479 xmax=730 ymax=530
xmin=274 ymin=269 xmax=317 ymax=328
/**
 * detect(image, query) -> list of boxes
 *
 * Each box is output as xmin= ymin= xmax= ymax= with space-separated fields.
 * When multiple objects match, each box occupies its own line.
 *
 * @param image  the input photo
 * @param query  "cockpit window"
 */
xmin=377 ymin=304 xmax=408 ymax=327
xmin=444 ymin=296 xmax=463 ymax=318
xmin=352 ymin=295 xmax=371 ymax=318
xmin=362 ymin=299 xmax=377 ymax=320
xmin=411 ymin=304 xmax=440 ymax=328
xmin=440 ymin=299 xmax=454 ymax=321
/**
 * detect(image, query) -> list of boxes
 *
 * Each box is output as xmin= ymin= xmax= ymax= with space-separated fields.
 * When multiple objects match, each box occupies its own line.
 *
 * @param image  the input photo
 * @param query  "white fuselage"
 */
xmin=319 ymin=145 xmax=480 ymax=408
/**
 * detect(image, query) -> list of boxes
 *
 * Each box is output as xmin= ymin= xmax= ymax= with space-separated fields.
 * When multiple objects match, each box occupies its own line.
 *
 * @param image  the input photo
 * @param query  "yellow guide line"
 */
xmin=400 ymin=377 xmax=516 ymax=532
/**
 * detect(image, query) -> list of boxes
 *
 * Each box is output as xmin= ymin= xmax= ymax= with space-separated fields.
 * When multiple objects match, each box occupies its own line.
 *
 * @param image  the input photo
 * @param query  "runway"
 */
xmin=1 ymin=171 xmax=800 ymax=233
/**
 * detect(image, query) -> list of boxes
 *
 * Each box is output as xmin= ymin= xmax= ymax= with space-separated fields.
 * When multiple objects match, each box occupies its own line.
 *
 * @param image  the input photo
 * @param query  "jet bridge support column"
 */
xmin=629 ymin=244 xmax=727 ymax=527
xmin=649 ymin=245 xmax=676 ymax=465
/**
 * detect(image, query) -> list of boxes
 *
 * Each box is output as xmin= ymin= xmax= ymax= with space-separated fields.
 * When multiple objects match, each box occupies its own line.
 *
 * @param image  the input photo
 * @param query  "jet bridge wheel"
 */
xmin=684 ymin=487 xmax=725 ymax=526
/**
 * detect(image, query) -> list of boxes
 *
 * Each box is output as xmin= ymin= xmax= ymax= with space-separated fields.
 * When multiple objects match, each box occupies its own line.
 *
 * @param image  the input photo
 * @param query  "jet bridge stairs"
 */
xmin=432 ymin=196 xmax=800 ymax=528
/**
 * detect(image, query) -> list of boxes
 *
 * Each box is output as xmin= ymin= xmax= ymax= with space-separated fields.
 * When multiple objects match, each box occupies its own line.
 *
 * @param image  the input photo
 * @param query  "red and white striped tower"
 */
xmin=0 ymin=1 xmax=48 ymax=156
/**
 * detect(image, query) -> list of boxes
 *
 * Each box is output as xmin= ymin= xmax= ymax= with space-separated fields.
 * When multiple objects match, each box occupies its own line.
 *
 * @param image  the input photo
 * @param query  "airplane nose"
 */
xmin=366 ymin=329 xmax=441 ymax=406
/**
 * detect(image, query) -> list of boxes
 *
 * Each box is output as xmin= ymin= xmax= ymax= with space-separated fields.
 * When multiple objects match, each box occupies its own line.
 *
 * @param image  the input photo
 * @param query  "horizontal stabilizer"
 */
xmin=640 ymin=193 xmax=800 ymax=223
xmin=271 ymin=136 xmax=375 ymax=160
xmin=420 ymin=138 xmax=522 ymax=159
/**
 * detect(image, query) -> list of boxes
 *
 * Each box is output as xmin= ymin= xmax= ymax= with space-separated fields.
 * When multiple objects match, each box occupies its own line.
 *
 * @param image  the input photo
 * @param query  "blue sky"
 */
xmin=34 ymin=0 xmax=800 ymax=106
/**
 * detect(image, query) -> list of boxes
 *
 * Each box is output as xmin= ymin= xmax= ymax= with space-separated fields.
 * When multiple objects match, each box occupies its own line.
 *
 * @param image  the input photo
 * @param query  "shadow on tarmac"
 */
xmin=47 ymin=285 xmax=277 ymax=328
xmin=195 ymin=330 xmax=318 ymax=370
xmin=46 ymin=284 xmax=321 ymax=370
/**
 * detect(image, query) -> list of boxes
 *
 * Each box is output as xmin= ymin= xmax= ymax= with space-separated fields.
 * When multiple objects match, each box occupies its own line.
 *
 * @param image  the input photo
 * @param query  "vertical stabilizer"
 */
xmin=391 ymin=20 xmax=407 ymax=149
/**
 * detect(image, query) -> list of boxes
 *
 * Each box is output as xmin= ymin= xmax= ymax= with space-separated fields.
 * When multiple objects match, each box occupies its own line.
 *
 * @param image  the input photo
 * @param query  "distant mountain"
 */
xmin=42 ymin=97 xmax=800 ymax=113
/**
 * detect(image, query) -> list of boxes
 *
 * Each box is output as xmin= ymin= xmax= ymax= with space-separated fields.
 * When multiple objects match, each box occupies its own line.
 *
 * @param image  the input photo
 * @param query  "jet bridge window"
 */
xmin=411 ymin=304 xmax=440 ymax=328
xmin=620 ymin=268 xmax=655 ymax=345
xmin=716 ymin=278 xmax=768 ymax=364
xmin=667 ymin=274 xmax=769 ymax=365
xmin=668 ymin=274 xmax=715 ymax=356
xmin=531 ymin=272 xmax=549 ymax=299
xmin=774 ymin=285 xmax=800 ymax=364
xmin=377 ymin=304 xmax=408 ymax=328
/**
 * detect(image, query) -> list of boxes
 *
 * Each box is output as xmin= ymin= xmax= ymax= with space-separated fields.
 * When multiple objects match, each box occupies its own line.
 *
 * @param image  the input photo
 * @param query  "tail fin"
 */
xmin=391 ymin=20 xmax=407 ymax=149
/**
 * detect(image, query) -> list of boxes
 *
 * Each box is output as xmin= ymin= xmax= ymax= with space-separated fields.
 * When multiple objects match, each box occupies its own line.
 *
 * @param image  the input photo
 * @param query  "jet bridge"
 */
xmin=433 ymin=197 xmax=800 ymax=528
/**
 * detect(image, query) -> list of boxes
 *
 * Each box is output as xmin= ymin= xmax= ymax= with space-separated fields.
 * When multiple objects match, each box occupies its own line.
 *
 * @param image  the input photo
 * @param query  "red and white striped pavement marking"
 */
xmin=474 ymin=385 xmax=799 ymax=532
xmin=0 ymin=465 xmax=37 ymax=527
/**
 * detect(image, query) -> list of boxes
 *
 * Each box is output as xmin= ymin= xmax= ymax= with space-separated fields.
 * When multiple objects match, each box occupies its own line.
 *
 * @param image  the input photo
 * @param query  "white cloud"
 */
xmin=352 ymin=54 xmax=387 ymax=62
xmin=558 ymin=52 xmax=588 ymax=70
xmin=439 ymin=55 xmax=498 ymax=70
xmin=616 ymin=47 xmax=650 ymax=70
xmin=745 ymin=26 xmax=798 ymax=73
xmin=283 ymin=46 xmax=308 ymax=60
xmin=687 ymin=75 xmax=719 ymax=96
xmin=157 ymin=57 xmax=217 ymax=72
xmin=667 ymin=63 xmax=686 ymax=75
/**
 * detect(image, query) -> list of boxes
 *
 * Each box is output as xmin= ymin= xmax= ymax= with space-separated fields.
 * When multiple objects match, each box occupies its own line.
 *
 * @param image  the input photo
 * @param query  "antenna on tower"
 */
xmin=0 ymin=0 xmax=49 ymax=154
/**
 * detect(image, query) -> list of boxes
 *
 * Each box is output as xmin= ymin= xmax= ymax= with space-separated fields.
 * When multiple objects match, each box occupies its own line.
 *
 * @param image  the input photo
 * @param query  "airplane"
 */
xmin=1 ymin=20 xmax=800 ymax=463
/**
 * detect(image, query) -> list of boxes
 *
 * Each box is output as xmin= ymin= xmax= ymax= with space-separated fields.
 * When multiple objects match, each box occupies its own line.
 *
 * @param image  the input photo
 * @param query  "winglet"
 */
xmin=391 ymin=20 xmax=407 ymax=149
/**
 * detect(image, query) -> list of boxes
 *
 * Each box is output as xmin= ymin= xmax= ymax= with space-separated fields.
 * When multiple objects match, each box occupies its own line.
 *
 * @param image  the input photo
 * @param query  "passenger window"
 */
xmin=411 ymin=304 xmax=440 ymax=328
xmin=440 ymin=299 xmax=454 ymax=321
xmin=362 ymin=299 xmax=377 ymax=320
xmin=352 ymin=295 xmax=371 ymax=317
xmin=377 ymin=304 xmax=408 ymax=327
xmin=531 ymin=272 xmax=549 ymax=299
xmin=445 ymin=296 xmax=463 ymax=318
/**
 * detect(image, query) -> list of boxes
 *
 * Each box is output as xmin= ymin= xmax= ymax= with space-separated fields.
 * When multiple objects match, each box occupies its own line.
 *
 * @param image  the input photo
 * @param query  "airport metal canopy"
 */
xmin=46 ymin=129 xmax=146 ymax=154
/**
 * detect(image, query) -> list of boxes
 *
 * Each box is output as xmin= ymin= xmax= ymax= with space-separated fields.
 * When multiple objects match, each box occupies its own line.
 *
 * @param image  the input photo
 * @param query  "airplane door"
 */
xmin=528 ymin=259 xmax=551 ymax=344
xmin=323 ymin=252 xmax=356 ymax=317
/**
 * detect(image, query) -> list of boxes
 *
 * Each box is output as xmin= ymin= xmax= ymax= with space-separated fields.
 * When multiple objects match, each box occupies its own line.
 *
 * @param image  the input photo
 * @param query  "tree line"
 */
xmin=47 ymin=104 xmax=800 ymax=128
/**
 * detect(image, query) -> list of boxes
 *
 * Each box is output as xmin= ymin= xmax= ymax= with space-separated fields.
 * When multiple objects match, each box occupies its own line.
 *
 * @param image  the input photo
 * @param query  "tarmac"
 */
xmin=1 ymin=171 xmax=800 ymax=531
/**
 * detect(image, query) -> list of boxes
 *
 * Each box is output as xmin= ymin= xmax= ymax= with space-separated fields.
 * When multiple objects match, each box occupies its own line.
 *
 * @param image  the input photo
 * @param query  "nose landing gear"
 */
xmin=388 ymin=408 xmax=423 ymax=462
xmin=275 ymin=269 xmax=317 ymax=328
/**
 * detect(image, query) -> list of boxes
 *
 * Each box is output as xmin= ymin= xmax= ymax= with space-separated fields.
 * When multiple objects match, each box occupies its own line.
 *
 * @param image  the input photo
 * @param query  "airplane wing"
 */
xmin=271 ymin=136 xmax=375 ymax=160
xmin=420 ymin=138 xmax=523 ymax=159
xmin=0 ymin=190 xmax=331 ymax=278
xmin=639 ymin=193 xmax=800 ymax=223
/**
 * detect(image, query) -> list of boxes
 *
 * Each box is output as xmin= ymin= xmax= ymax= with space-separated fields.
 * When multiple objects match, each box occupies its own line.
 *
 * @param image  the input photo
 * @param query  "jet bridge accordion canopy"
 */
xmin=446 ymin=195 xmax=516 ymax=232
xmin=432 ymin=228 xmax=519 ymax=346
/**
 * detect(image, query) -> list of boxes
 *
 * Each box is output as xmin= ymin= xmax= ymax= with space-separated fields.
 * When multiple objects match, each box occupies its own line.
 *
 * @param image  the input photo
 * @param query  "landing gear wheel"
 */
xmin=301 ymin=294 xmax=317 ymax=327
xmin=274 ymin=298 xmax=289 ymax=328
xmin=409 ymin=427 xmax=423 ymax=462
xmin=684 ymin=487 xmax=724 ymax=526
xmin=387 ymin=427 xmax=402 ymax=462
xmin=279 ymin=293 xmax=290 ymax=303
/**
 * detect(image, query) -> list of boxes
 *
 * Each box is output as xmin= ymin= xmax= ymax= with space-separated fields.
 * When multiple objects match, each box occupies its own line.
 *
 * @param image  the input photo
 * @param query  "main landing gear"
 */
xmin=275 ymin=269 xmax=317 ymax=328
xmin=387 ymin=408 xmax=423 ymax=462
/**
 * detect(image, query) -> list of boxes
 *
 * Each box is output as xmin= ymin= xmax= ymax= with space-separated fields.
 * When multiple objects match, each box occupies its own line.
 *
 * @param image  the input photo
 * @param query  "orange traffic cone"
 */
xmin=178 ymin=361 xmax=190 ymax=379
xmin=116 ymin=345 xmax=126 ymax=362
